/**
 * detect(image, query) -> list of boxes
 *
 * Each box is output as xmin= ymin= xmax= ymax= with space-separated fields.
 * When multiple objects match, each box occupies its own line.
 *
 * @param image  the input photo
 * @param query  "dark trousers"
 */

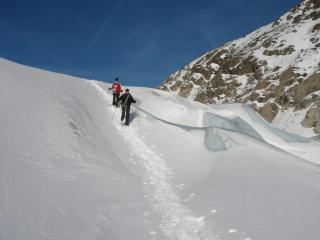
xmin=112 ymin=93 xmax=120 ymax=106
xmin=121 ymin=106 xmax=131 ymax=125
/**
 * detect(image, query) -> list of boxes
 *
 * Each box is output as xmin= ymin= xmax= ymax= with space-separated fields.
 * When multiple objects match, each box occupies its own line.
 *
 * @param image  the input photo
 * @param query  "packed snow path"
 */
xmin=91 ymin=82 xmax=215 ymax=240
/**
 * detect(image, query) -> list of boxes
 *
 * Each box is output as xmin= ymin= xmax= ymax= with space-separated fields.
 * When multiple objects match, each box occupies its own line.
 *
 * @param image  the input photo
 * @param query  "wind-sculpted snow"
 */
xmin=139 ymin=100 xmax=318 ymax=162
xmin=242 ymin=105 xmax=309 ymax=143
xmin=1 ymin=58 xmax=320 ymax=240
xmin=203 ymin=112 xmax=264 ymax=143
xmin=204 ymin=128 xmax=229 ymax=152
xmin=91 ymin=82 xmax=216 ymax=240
xmin=112 ymin=88 xmax=320 ymax=162
xmin=127 ymin=101 xmax=246 ymax=153
xmin=132 ymin=104 xmax=260 ymax=153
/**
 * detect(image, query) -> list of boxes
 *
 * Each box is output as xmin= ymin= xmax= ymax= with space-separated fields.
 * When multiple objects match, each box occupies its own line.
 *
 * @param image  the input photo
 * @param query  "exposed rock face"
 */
xmin=259 ymin=103 xmax=279 ymax=123
xmin=158 ymin=0 xmax=320 ymax=134
xmin=302 ymin=104 xmax=320 ymax=133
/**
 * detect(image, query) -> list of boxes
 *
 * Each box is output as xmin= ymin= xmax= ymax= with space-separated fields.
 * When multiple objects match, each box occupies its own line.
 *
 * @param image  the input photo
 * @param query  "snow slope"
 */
xmin=1 ymin=58 xmax=320 ymax=240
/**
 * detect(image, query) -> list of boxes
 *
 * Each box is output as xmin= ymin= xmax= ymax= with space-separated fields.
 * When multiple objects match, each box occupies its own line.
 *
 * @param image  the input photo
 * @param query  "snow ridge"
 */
xmin=91 ymin=81 xmax=215 ymax=240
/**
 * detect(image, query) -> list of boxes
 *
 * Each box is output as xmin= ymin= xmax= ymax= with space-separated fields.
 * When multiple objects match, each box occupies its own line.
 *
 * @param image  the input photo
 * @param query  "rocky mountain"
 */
xmin=158 ymin=0 xmax=320 ymax=135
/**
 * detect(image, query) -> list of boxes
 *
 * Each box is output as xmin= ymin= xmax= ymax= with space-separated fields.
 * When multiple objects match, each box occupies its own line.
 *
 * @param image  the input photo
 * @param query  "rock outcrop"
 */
xmin=159 ymin=0 xmax=320 ymax=134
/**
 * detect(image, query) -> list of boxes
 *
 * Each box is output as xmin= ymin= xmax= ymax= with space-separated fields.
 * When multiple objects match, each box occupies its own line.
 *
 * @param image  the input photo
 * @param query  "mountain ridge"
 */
xmin=159 ymin=0 xmax=320 ymax=135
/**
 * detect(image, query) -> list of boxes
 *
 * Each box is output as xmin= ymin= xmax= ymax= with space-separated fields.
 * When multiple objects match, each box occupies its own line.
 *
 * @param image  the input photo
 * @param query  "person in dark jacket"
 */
xmin=118 ymin=89 xmax=136 ymax=126
xmin=109 ymin=78 xmax=122 ymax=106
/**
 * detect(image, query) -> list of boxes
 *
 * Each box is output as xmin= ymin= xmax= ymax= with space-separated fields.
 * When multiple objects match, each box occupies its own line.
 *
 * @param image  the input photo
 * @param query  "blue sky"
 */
xmin=1 ymin=0 xmax=299 ymax=87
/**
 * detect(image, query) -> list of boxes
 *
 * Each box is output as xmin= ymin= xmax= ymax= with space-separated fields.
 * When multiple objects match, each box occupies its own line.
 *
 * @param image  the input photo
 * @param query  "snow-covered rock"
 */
xmin=159 ymin=0 xmax=320 ymax=136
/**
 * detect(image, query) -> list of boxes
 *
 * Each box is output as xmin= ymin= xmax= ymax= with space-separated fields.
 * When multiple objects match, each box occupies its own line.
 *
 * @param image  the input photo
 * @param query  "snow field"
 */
xmin=91 ymin=81 xmax=216 ymax=240
xmin=1 ymin=58 xmax=320 ymax=240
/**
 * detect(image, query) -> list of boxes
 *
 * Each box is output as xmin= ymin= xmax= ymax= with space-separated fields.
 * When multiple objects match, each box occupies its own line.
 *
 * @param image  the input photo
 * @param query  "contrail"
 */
xmin=88 ymin=1 xmax=123 ymax=50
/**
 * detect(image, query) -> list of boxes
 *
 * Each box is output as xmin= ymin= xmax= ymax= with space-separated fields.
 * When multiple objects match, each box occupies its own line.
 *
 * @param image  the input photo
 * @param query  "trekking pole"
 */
xmin=138 ymin=108 xmax=141 ymax=127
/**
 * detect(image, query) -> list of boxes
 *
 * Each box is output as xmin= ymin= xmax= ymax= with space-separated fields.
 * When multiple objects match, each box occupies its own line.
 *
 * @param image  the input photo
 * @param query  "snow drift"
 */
xmin=1 ymin=58 xmax=320 ymax=240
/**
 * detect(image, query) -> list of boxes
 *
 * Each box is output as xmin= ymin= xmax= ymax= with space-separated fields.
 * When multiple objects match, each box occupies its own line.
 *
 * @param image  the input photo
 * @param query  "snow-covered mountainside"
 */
xmin=159 ymin=0 xmax=320 ymax=137
xmin=1 ymin=58 xmax=320 ymax=240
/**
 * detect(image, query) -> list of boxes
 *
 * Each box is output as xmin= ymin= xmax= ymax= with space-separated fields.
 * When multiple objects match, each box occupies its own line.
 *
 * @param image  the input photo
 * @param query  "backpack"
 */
xmin=112 ymin=83 xmax=121 ymax=93
xmin=121 ymin=94 xmax=130 ymax=109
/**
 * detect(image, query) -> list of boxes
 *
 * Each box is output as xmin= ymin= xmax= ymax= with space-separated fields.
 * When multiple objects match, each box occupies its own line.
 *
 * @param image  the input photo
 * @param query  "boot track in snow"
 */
xmin=91 ymin=81 xmax=216 ymax=240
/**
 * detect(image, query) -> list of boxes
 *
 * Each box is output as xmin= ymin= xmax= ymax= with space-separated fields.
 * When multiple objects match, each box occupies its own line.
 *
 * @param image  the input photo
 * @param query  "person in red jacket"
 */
xmin=110 ymin=78 xmax=122 ymax=106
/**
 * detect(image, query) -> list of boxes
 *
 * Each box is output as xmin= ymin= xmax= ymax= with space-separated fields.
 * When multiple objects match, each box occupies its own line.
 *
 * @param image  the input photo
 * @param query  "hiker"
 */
xmin=118 ymin=89 xmax=136 ymax=126
xmin=109 ymin=78 xmax=122 ymax=106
